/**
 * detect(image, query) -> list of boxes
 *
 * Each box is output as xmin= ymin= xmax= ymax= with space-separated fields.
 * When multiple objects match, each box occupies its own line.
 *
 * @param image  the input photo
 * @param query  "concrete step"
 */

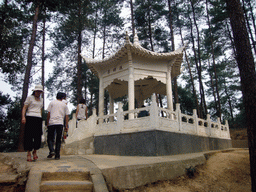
xmin=42 ymin=171 xmax=91 ymax=181
xmin=40 ymin=180 xmax=93 ymax=192
xmin=40 ymin=172 xmax=93 ymax=192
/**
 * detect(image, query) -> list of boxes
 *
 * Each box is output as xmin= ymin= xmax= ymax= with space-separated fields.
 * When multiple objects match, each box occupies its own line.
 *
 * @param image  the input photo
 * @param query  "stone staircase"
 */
xmin=40 ymin=171 xmax=93 ymax=192
xmin=24 ymin=154 xmax=109 ymax=192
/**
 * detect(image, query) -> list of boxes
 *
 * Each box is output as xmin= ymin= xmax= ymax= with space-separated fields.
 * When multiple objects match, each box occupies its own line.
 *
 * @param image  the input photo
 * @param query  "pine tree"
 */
xmin=47 ymin=0 xmax=94 ymax=104
xmin=0 ymin=92 xmax=21 ymax=152
xmin=97 ymin=0 xmax=124 ymax=59
xmin=134 ymin=0 xmax=169 ymax=52
xmin=226 ymin=0 xmax=256 ymax=190
xmin=0 ymin=0 xmax=28 ymax=85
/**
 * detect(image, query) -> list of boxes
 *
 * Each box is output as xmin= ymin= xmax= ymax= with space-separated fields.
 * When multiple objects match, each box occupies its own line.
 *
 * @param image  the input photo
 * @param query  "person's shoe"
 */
xmin=32 ymin=151 xmax=38 ymax=160
xmin=47 ymin=152 xmax=55 ymax=158
xmin=55 ymin=155 xmax=60 ymax=160
xmin=27 ymin=154 xmax=32 ymax=162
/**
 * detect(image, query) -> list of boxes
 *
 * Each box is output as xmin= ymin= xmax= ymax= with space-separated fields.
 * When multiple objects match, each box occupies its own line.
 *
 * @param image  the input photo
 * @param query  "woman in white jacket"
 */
xmin=21 ymin=85 xmax=43 ymax=162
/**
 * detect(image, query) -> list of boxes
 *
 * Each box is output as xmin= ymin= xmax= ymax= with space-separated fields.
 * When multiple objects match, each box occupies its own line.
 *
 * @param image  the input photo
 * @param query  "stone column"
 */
xmin=193 ymin=109 xmax=199 ymax=135
xmin=166 ymin=64 xmax=173 ymax=111
xmin=98 ymin=75 xmax=104 ymax=123
xmin=127 ymin=46 xmax=135 ymax=119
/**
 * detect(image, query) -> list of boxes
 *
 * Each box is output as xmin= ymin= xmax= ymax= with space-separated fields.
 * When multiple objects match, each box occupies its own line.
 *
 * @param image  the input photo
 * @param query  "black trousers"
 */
xmin=47 ymin=125 xmax=63 ymax=156
xmin=24 ymin=116 xmax=42 ymax=151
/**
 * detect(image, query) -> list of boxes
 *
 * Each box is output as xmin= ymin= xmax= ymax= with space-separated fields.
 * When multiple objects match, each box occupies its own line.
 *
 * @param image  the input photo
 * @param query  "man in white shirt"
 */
xmin=46 ymin=92 xmax=69 ymax=160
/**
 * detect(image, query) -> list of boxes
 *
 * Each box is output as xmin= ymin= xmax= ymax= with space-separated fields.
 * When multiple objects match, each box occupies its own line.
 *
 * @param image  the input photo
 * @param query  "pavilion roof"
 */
xmin=81 ymin=32 xmax=186 ymax=78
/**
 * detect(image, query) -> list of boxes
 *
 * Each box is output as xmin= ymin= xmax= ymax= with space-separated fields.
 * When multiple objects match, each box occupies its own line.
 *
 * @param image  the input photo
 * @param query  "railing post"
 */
xmin=225 ymin=120 xmax=230 ymax=139
xmin=117 ymin=102 xmax=124 ymax=132
xmin=150 ymin=93 xmax=159 ymax=129
xmin=89 ymin=108 xmax=97 ymax=134
xmin=217 ymin=117 xmax=221 ymax=137
xmin=193 ymin=109 xmax=198 ymax=135
xmin=176 ymin=103 xmax=181 ymax=131
xmin=68 ymin=113 xmax=77 ymax=137
xmin=207 ymin=114 xmax=211 ymax=136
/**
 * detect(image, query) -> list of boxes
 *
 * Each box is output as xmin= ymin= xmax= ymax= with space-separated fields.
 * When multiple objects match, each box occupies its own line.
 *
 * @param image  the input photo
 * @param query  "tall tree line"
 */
xmin=2 ymin=0 xmax=255 ymax=120
xmin=3 ymin=0 xmax=252 ymax=125
xmin=1 ymin=0 xmax=256 ymax=189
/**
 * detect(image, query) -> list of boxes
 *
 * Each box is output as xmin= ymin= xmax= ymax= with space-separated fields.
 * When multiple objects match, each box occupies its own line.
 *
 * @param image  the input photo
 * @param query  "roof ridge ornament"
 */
xmin=125 ymin=31 xmax=130 ymax=44
xmin=134 ymin=33 xmax=140 ymax=46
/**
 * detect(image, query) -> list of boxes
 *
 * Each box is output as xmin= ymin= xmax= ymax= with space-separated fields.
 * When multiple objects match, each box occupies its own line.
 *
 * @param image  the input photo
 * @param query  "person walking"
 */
xmin=75 ymin=98 xmax=88 ymax=121
xmin=46 ymin=92 xmax=69 ymax=160
xmin=75 ymin=98 xmax=88 ymax=128
xmin=21 ymin=85 xmax=44 ymax=162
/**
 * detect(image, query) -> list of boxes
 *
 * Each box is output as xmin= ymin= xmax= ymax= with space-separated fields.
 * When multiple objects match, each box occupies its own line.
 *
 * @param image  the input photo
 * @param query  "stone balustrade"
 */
xmin=62 ymin=94 xmax=230 ymax=145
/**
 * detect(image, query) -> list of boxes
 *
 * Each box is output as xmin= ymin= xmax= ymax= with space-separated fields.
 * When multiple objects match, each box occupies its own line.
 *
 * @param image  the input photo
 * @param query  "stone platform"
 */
xmin=94 ymin=130 xmax=232 ymax=156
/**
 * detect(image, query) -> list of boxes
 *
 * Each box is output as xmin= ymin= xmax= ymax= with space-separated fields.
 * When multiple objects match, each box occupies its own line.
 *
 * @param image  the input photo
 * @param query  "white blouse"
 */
xmin=24 ymin=95 xmax=43 ymax=117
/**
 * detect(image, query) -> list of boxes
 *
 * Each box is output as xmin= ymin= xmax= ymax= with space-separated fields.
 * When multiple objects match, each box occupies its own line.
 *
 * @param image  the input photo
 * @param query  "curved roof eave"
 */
xmin=81 ymin=33 xmax=186 ymax=77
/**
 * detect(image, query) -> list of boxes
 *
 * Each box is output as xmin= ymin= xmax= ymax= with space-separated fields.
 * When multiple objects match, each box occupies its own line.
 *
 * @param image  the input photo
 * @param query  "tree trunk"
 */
xmin=168 ymin=0 xmax=174 ymax=51
xmin=147 ymin=0 xmax=154 ymax=52
xmin=223 ymin=78 xmax=234 ymax=121
xmin=242 ymin=0 xmax=256 ymax=56
xmin=247 ymin=0 xmax=256 ymax=40
xmin=102 ymin=24 xmax=106 ymax=59
xmin=207 ymin=59 xmax=218 ymax=117
xmin=0 ymin=0 xmax=8 ymax=52
xmin=18 ymin=0 xmax=40 ymax=152
xmin=188 ymin=11 xmax=203 ymax=118
xmin=206 ymin=0 xmax=221 ymax=120
xmin=130 ymin=0 xmax=135 ymax=38
xmin=226 ymin=0 xmax=256 ymax=191
xmin=92 ymin=0 xmax=99 ymax=59
xmin=225 ymin=20 xmax=237 ymax=57
xmin=178 ymin=16 xmax=200 ymax=116
xmin=190 ymin=0 xmax=207 ymax=118
xmin=42 ymin=11 xmax=46 ymax=110
xmin=168 ymin=0 xmax=178 ymax=105
xmin=77 ymin=1 xmax=83 ymax=103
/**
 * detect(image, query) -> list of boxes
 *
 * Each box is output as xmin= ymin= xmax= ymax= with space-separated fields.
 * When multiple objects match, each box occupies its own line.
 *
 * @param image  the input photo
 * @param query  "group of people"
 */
xmin=21 ymin=84 xmax=87 ymax=161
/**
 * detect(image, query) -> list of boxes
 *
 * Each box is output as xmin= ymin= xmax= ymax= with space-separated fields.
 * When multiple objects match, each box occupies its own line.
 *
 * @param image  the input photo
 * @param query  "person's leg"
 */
xmin=24 ymin=116 xmax=34 ymax=162
xmin=24 ymin=132 xmax=33 ymax=152
xmin=33 ymin=117 xmax=42 ymax=160
xmin=47 ymin=125 xmax=55 ymax=158
xmin=55 ymin=125 xmax=63 ymax=159
xmin=24 ymin=116 xmax=34 ymax=152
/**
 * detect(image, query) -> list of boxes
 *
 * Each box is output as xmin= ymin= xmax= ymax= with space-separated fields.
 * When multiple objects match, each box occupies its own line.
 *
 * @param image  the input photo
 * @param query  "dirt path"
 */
xmin=122 ymin=149 xmax=251 ymax=192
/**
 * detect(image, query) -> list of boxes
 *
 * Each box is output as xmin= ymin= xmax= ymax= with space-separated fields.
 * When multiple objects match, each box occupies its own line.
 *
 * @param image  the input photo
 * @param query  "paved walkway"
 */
xmin=1 ymin=148 xmax=233 ymax=191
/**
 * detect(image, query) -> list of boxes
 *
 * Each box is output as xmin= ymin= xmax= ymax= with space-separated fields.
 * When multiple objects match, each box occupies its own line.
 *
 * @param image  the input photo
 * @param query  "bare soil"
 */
xmin=121 ymin=149 xmax=251 ymax=192
xmin=0 ymin=161 xmax=26 ymax=192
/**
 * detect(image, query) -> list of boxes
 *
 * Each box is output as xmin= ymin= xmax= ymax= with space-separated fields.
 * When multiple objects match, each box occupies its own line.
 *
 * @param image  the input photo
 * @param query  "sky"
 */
xmin=0 ymin=77 xmax=16 ymax=98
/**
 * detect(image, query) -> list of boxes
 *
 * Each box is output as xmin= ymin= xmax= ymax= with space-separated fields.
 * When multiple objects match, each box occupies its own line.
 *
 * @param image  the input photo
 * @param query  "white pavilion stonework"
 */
xmin=82 ymin=33 xmax=185 ymax=119
xmin=61 ymin=33 xmax=232 ymax=156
